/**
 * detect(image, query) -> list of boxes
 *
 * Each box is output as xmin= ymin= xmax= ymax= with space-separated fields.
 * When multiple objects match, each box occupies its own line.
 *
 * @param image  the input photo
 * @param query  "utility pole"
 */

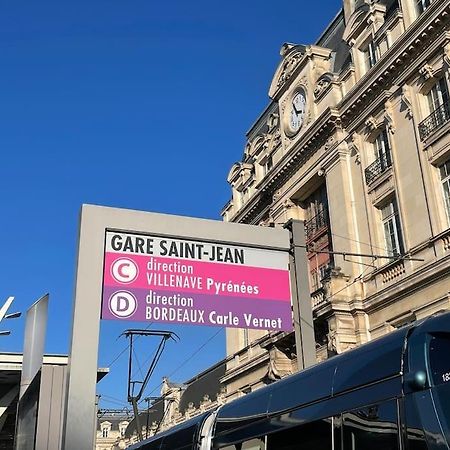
xmin=123 ymin=330 xmax=179 ymax=441
xmin=284 ymin=220 xmax=316 ymax=370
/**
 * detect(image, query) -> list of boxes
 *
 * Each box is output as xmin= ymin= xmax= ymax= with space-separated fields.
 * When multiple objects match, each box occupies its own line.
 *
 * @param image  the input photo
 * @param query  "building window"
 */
xmin=311 ymin=263 xmax=330 ymax=292
xmin=264 ymin=155 xmax=273 ymax=175
xmin=381 ymin=200 xmax=404 ymax=256
xmin=427 ymin=78 xmax=449 ymax=113
xmin=364 ymin=41 xmax=378 ymax=70
xmin=440 ymin=159 xmax=450 ymax=221
xmin=416 ymin=0 xmax=431 ymax=15
xmin=102 ymin=428 xmax=109 ymax=438
xmin=365 ymin=129 xmax=393 ymax=185
xmin=419 ymin=78 xmax=450 ymax=140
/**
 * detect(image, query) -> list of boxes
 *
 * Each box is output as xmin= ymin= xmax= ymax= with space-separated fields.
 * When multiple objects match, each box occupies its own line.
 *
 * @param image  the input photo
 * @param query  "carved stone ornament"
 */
xmin=324 ymin=136 xmax=335 ymax=150
xmin=365 ymin=116 xmax=378 ymax=133
xmin=419 ymin=64 xmax=434 ymax=81
xmin=385 ymin=112 xmax=395 ymax=134
xmin=244 ymin=141 xmax=251 ymax=156
xmin=283 ymin=198 xmax=295 ymax=210
xmin=305 ymin=111 xmax=312 ymax=126
xmin=264 ymin=128 xmax=281 ymax=153
xmin=267 ymin=112 xmax=280 ymax=131
xmin=401 ymin=86 xmax=413 ymax=119
xmin=272 ymin=188 xmax=283 ymax=202
xmin=276 ymin=50 xmax=304 ymax=89
xmin=347 ymin=135 xmax=361 ymax=164
xmin=444 ymin=43 xmax=450 ymax=67
xmin=259 ymin=216 xmax=275 ymax=227
xmin=314 ymin=73 xmax=333 ymax=100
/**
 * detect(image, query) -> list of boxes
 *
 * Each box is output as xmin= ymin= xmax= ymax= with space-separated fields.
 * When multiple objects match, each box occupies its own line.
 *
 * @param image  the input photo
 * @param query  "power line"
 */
xmin=331 ymin=232 xmax=388 ymax=253
xmin=107 ymin=321 xmax=154 ymax=368
xmin=100 ymin=397 xmax=129 ymax=408
xmin=292 ymin=264 xmax=373 ymax=337
xmin=132 ymin=347 xmax=145 ymax=381
xmin=143 ymin=327 xmax=225 ymax=401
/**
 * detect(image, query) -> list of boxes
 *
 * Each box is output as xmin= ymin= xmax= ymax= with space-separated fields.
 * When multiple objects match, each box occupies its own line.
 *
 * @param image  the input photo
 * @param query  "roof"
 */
xmin=125 ymin=399 xmax=164 ymax=438
xmin=178 ymin=359 xmax=226 ymax=414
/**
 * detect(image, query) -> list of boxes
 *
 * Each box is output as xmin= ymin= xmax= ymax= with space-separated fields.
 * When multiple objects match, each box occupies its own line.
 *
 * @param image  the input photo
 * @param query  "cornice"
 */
xmin=229 ymin=108 xmax=340 ymax=224
xmin=225 ymin=1 xmax=450 ymax=225
xmin=339 ymin=0 xmax=450 ymax=127
xmin=363 ymin=253 xmax=450 ymax=313
xmin=220 ymin=352 xmax=270 ymax=384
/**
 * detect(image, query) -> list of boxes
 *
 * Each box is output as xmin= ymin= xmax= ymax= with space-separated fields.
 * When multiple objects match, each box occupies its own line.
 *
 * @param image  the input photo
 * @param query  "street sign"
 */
xmin=102 ymin=231 xmax=292 ymax=330
xmin=63 ymin=205 xmax=293 ymax=449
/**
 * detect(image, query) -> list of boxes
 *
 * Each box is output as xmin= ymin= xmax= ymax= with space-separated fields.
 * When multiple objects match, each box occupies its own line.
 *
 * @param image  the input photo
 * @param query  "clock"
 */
xmin=287 ymin=90 xmax=306 ymax=135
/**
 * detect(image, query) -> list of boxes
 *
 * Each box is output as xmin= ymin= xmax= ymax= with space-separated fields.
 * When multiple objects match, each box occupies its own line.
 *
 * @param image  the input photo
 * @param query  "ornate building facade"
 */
xmin=222 ymin=0 xmax=450 ymax=400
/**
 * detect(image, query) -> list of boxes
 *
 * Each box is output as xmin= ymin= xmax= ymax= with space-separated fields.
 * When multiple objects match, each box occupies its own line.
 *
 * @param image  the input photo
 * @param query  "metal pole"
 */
xmin=285 ymin=219 xmax=316 ymax=370
xmin=62 ymin=207 xmax=104 ymax=449
xmin=131 ymin=398 xmax=143 ymax=442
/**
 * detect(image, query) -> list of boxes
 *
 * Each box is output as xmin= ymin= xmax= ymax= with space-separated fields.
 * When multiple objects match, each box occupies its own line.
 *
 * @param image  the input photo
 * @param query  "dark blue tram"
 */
xmin=129 ymin=311 xmax=450 ymax=450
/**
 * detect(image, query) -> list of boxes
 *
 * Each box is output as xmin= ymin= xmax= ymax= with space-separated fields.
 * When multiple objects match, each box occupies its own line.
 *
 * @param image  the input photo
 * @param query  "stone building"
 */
xmin=123 ymin=360 xmax=227 ymax=446
xmin=96 ymin=411 xmax=131 ymax=450
xmin=222 ymin=0 xmax=450 ymax=400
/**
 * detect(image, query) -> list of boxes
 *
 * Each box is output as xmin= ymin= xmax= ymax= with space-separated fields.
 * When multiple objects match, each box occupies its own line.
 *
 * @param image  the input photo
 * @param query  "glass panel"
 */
xmin=427 ymin=79 xmax=449 ymax=113
xmin=428 ymin=333 xmax=450 ymax=385
xmin=342 ymin=400 xmax=398 ymax=450
xmin=417 ymin=0 xmax=431 ymax=14
xmin=381 ymin=200 xmax=403 ymax=256
xmin=431 ymin=383 xmax=450 ymax=448
xmin=267 ymin=417 xmax=334 ymax=450
xmin=404 ymin=397 xmax=427 ymax=450
xmin=440 ymin=160 xmax=450 ymax=220
xmin=242 ymin=437 xmax=265 ymax=450
xmin=365 ymin=41 xmax=377 ymax=70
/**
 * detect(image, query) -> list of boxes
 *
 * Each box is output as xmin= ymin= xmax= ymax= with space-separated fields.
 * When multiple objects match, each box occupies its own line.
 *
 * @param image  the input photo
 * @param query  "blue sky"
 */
xmin=0 ymin=0 xmax=341 ymax=410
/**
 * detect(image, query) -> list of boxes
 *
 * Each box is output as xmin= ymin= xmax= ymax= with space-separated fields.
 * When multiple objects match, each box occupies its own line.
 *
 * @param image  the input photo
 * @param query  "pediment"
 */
xmin=269 ymin=43 xmax=307 ymax=99
xmin=342 ymin=7 xmax=369 ymax=43
xmin=247 ymin=135 xmax=265 ymax=157
xmin=227 ymin=163 xmax=241 ymax=185
xmin=343 ymin=2 xmax=386 ymax=44
xmin=227 ymin=162 xmax=254 ymax=189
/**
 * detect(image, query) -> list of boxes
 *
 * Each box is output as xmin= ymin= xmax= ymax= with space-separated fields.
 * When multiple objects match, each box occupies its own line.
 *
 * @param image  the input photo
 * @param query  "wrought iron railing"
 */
xmin=418 ymin=101 xmax=450 ymax=141
xmin=305 ymin=209 xmax=328 ymax=241
xmin=364 ymin=153 xmax=392 ymax=185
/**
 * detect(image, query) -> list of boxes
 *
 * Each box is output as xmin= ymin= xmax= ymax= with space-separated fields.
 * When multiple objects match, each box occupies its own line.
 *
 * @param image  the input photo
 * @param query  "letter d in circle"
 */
xmin=109 ymin=291 xmax=137 ymax=318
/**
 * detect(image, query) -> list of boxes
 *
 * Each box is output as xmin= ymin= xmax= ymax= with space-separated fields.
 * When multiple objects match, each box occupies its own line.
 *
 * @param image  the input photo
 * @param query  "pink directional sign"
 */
xmin=101 ymin=231 xmax=293 ymax=331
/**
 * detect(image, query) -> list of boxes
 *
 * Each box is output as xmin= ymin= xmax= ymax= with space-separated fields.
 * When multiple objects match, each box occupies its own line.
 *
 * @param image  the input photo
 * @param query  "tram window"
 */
xmin=267 ymin=417 xmax=334 ymax=450
xmin=403 ymin=397 xmax=427 ymax=450
xmin=428 ymin=334 xmax=450 ymax=385
xmin=342 ymin=399 xmax=398 ymax=450
xmin=221 ymin=438 xmax=265 ymax=450
xmin=242 ymin=437 xmax=265 ymax=450
xmin=161 ymin=425 xmax=195 ymax=450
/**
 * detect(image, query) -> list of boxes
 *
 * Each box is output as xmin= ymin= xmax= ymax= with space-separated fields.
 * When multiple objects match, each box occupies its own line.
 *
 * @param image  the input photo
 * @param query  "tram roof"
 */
xmin=216 ymin=311 xmax=450 ymax=422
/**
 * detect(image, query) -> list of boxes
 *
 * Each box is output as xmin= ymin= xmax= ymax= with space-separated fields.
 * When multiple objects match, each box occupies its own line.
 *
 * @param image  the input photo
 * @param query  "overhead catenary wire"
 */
xmin=142 ymin=327 xmax=225 ymax=402
xmin=291 ymin=263 xmax=373 ymax=334
xmin=132 ymin=347 xmax=145 ymax=381
xmin=331 ymin=232 xmax=390 ymax=253
xmin=107 ymin=321 xmax=154 ymax=368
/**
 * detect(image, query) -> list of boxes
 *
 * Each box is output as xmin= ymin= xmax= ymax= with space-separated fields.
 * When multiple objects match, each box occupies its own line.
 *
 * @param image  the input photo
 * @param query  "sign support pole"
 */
xmin=62 ymin=208 xmax=104 ymax=449
xmin=285 ymin=219 xmax=316 ymax=370
xmin=62 ymin=204 xmax=292 ymax=448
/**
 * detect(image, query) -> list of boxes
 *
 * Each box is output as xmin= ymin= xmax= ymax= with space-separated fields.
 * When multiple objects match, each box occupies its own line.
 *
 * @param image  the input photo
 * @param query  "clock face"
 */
xmin=289 ymin=91 xmax=306 ymax=133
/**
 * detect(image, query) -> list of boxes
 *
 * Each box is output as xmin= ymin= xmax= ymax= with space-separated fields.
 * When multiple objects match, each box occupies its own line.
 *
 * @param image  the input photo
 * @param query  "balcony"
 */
xmin=305 ymin=209 xmax=328 ymax=242
xmin=364 ymin=153 xmax=392 ymax=185
xmin=418 ymin=102 xmax=450 ymax=141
